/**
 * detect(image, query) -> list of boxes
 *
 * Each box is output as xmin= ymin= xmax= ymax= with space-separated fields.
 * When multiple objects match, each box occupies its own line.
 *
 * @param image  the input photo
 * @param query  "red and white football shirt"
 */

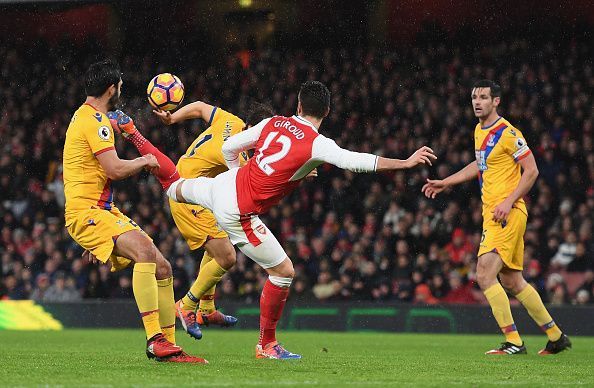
xmin=223 ymin=115 xmax=378 ymax=215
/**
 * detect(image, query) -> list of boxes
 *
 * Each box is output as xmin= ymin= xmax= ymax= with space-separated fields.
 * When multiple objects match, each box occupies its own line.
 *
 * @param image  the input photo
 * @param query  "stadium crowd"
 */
xmin=1 ymin=35 xmax=593 ymax=306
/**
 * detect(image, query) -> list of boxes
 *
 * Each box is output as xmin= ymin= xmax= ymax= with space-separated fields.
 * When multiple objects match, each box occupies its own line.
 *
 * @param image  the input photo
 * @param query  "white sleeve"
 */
xmin=311 ymin=135 xmax=378 ymax=172
xmin=222 ymin=118 xmax=270 ymax=169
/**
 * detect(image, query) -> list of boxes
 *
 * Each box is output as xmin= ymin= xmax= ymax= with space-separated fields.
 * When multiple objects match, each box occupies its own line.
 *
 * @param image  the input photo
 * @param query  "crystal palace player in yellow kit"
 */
xmin=423 ymin=80 xmax=571 ymax=355
xmin=109 ymin=99 xmax=273 ymax=340
xmin=63 ymin=60 xmax=205 ymax=363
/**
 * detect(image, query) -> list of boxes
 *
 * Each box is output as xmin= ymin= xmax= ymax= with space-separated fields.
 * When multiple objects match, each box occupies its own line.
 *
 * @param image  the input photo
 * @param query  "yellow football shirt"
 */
xmin=177 ymin=107 xmax=248 ymax=178
xmin=63 ymin=104 xmax=115 ymax=218
xmin=474 ymin=116 xmax=531 ymax=216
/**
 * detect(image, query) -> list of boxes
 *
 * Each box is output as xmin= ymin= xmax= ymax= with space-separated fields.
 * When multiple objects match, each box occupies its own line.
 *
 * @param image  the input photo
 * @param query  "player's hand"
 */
xmin=492 ymin=199 xmax=513 ymax=223
xmin=153 ymin=109 xmax=175 ymax=125
xmin=82 ymin=250 xmax=99 ymax=265
xmin=422 ymin=179 xmax=448 ymax=199
xmin=108 ymin=110 xmax=137 ymax=138
xmin=405 ymin=146 xmax=436 ymax=168
xmin=306 ymin=168 xmax=318 ymax=178
xmin=143 ymin=153 xmax=160 ymax=171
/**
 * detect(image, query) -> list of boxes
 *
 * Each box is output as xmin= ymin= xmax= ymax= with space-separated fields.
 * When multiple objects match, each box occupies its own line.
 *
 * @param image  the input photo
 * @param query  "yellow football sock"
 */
xmin=484 ymin=283 xmax=522 ymax=346
xmin=157 ymin=276 xmax=176 ymax=344
xmin=198 ymin=252 xmax=216 ymax=314
xmin=133 ymin=262 xmax=161 ymax=340
xmin=516 ymin=285 xmax=562 ymax=342
xmin=182 ymin=252 xmax=226 ymax=312
xmin=199 ymin=289 xmax=216 ymax=315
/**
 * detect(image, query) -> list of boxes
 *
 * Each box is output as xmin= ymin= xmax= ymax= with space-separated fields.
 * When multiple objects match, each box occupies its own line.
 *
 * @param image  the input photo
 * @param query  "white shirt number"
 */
xmin=256 ymin=131 xmax=292 ymax=175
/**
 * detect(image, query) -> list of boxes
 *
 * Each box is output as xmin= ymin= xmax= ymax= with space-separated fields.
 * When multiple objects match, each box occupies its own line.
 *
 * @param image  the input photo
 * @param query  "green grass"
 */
xmin=0 ymin=330 xmax=592 ymax=387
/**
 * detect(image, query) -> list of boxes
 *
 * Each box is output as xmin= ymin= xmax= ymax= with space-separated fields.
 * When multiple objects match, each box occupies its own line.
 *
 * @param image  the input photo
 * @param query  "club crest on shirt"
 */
xmin=98 ymin=126 xmax=111 ymax=141
xmin=255 ymin=225 xmax=267 ymax=235
xmin=486 ymin=134 xmax=496 ymax=147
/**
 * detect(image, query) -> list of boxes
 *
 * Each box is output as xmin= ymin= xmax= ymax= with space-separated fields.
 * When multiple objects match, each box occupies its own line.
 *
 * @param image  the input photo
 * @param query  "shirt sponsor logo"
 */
xmin=222 ymin=121 xmax=233 ymax=141
xmin=475 ymin=150 xmax=487 ymax=171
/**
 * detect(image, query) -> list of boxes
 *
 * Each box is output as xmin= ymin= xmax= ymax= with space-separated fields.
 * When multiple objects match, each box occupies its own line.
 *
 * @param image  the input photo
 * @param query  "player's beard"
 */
xmin=107 ymin=92 xmax=121 ymax=111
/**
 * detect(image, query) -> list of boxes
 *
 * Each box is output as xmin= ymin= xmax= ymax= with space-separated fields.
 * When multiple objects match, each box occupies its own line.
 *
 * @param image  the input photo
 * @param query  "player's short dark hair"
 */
xmin=472 ymin=79 xmax=501 ymax=98
xmin=85 ymin=60 xmax=121 ymax=97
xmin=298 ymin=81 xmax=330 ymax=118
xmin=245 ymin=102 xmax=274 ymax=126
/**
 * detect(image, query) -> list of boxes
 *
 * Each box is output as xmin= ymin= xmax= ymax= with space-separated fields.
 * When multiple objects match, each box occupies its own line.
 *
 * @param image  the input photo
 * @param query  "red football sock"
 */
xmin=259 ymin=279 xmax=290 ymax=347
xmin=127 ymin=132 xmax=179 ymax=189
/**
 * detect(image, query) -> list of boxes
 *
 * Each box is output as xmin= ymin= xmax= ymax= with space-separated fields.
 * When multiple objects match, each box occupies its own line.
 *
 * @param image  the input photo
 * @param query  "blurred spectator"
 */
xmin=30 ymin=274 xmax=51 ymax=302
xmin=414 ymin=284 xmax=438 ymax=305
xmin=444 ymin=229 xmax=474 ymax=265
xmin=111 ymin=276 xmax=133 ymax=299
xmin=551 ymin=232 xmax=578 ymax=269
xmin=442 ymin=272 xmax=477 ymax=304
xmin=576 ymin=270 xmax=594 ymax=301
xmin=574 ymin=290 xmax=590 ymax=305
xmin=313 ymin=271 xmax=340 ymax=300
xmin=42 ymin=271 xmax=81 ymax=302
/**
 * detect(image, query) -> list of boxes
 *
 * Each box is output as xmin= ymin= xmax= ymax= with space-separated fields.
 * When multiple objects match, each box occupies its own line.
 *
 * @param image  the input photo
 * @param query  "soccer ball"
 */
xmin=146 ymin=73 xmax=184 ymax=111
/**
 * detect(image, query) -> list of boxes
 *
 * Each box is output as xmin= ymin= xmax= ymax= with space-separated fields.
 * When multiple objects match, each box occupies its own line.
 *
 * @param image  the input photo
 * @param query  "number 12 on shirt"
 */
xmin=256 ymin=131 xmax=292 ymax=175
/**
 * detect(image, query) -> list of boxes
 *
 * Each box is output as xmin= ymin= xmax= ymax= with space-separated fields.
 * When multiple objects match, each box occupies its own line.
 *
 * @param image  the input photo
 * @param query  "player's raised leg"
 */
xmin=499 ymin=269 xmax=571 ymax=355
xmin=477 ymin=252 xmax=526 ymax=355
xmin=108 ymin=110 xmax=180 ymax=190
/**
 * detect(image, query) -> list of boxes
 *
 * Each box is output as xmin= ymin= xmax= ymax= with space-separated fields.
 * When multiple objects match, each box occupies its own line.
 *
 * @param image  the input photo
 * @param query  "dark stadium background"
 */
xmin=0 ymin=0 xmax=593 ymax=333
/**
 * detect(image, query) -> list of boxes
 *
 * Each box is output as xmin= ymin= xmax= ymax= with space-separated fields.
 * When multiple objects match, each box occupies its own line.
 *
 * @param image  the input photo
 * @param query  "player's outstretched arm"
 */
xmin=312 ymin=136 xmax=436 ymax=173
xmin=96 ymin=149 xmax=159 ymax=181
xmin=375 ymin=146 xmax=437 ymax=171
xmin=422 ymin=161 xmax=478 ymax=199
xmin=153 ymin=101 xmax=215 ymax=126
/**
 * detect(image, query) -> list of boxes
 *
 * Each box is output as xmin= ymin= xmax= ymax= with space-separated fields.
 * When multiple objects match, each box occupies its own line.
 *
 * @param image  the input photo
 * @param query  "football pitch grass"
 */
xmin=1 ymin=330 xmax=593 ymax=387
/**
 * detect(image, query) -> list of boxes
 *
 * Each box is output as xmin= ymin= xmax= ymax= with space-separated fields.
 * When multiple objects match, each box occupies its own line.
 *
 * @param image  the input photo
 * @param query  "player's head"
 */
xmin=245 ymin=102 xmax=274 ymax=128
xmin=297 ymin=81 xmax=330 ymax=119
xmin=471 ymin=79 xmax=501 ymax=119
xmin=85 ymin=59 xmax=122 ymax=110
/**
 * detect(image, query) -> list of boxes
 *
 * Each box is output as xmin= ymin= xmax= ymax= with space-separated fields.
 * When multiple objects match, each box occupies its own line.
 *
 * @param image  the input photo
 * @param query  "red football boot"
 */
xmin=146 ymin=333 xmax=182 ymax=359
xmin=196 ymin=310 xmax=238 ymax=327
xmin=159 ymin=351 xmax=209 ymax=364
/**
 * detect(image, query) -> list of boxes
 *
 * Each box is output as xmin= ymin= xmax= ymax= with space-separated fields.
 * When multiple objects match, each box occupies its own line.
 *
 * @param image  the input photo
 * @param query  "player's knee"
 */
xmin=476 ymin=270 xmax=496 ymax=291
xmin=131 ymin=242 xmax=156 ymax=264
xmin=499 ymin=276 xmax=514 ymax=292
xmin=155 ymin=253 xmax=172 ymax=279
xmin=218 ymin=249 xmax=236 ymax=270
xmin=502 ymin=277 xmax=526 ymax=295
xmin=277 ymin=260 xmax=295 ymax=279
